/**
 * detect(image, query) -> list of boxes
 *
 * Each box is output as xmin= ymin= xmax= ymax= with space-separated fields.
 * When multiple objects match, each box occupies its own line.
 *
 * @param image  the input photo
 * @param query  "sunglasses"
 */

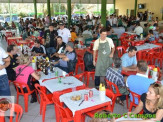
xmin=150 ymin=82 xmax=160 ymax=87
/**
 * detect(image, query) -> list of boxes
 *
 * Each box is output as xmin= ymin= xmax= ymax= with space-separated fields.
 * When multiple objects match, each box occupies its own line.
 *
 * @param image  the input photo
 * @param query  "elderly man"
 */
xmin=54 ymin=42 xmax=76 ymax=73
xmin=121 ymin=46 xmax=137 ymax=71
xmin=57 ymin=22 xmax=71 ymax=44
xmin=126 ymin=60 xmax=154 ymax=104
xmin=93 ymin=28 xmax=115 ymax=88
xmin=106 ymin=57 xmax=129 ymax=105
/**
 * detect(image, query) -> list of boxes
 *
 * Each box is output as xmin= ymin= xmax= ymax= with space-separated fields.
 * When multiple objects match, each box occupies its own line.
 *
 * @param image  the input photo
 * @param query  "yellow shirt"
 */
xmin=71 ymin=32 xmax=77 ymax=42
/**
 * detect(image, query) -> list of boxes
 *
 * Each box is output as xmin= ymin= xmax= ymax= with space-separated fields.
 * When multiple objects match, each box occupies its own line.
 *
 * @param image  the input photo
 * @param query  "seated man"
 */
xmin=133 ymin=22 xmax=143 ymax=36
xmin=126 ymin=60 xmax=154 ymax=104
xmin=6 ymin=45 xmax=19 ymax=81
xmin=106 ymin=57 xmax=129 ymax=105
xmin=50 ymin=36 xmax=66 ymax=60
xmin=121 ymin=46 xmax=137 ymax=71
xmin=31 ymin=39 xmax=46 ymax=57
xmin=54 ymin=42 xmax=77 ymax=73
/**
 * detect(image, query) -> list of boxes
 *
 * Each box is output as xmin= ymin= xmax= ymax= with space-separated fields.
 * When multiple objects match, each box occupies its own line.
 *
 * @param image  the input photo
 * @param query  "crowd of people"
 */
xmin=0 ymin=12 xmax=163 ymax=122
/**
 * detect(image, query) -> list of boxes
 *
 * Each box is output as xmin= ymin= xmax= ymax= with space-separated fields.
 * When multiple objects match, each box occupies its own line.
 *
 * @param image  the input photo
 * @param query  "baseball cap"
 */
xmin=66 ymin=42 xmax=74 ymax=49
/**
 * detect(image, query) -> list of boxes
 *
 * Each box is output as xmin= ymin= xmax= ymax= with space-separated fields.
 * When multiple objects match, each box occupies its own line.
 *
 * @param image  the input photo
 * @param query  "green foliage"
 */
xmin=18 ymin=12 xmax=27 ymax=17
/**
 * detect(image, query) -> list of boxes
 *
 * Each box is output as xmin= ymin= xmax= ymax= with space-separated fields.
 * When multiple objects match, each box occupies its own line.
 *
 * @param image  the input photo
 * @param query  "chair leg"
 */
xmin=129 ymin=102 xmax=133 ymax=112
xmin=87 ymin=73 xmax=90 ymax=87
xmin=35 ymin=90 xmax=40 ymax=104
xmin=75 ymin=65 xmax=78 ymax=75
xmin=126 ymin=95 xmax=129 ymax=109
xmin=42 ymin=104 xmax=47 ymax=122
xmin=81 ymin=114 xmax=86 ymax=122
xmin=24 ymin=94 xmax=28 ymax=112
xmin=40 ymin=101 xmax=42 ymax=115
xmin=16 ymin=94 xmax=19 ymax=104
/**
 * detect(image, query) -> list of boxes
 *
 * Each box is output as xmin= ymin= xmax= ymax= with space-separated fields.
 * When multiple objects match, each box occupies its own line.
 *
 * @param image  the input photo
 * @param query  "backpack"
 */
xmin=67 ymin=51 xmax=77 ymax=73
xmin=83 ymin=51 xmax=95 ymax=71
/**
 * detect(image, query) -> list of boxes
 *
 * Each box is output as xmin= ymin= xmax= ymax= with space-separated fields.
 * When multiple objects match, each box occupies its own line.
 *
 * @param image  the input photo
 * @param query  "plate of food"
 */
xmin=70 ymin=95 xmax=82 ymax=101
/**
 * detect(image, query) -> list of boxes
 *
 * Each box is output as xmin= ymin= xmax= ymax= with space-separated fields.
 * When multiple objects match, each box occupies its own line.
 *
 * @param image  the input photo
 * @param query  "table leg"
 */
xmin=74 ymin=111 xmax=82 ymax=122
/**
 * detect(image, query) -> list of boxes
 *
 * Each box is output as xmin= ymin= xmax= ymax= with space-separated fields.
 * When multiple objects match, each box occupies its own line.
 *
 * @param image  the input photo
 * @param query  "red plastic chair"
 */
xmin=85 ymin=89 xmax=115 ymax=118
xmin=13 ymin=81 xmax=39 ymax=112
xmin=128 ymin=90 xmax=141 ymax=112
xmin=121 ymin=41 xmax=130 ymax=50
xmin=30 ymin=35 xmax=37 ymax=41
xmin=74 ymin=73 xmax=85 ymax=81
xmin=128 ymin=90 xmax=144 ymax=114
xmin=52 ymin=91 xmax=85 ymax=122
xmin=116 ymin=46 xmax=126 ymax=58
xmin=75 ymin=55 xmax=84 ymax=75
xmin=141 ymin=51 xmax=155 ymax=65
xmin=105 ymin=79 xmax=129 ymax=109
xmin=134 ymin=41 xmax=144 ymax=46
xmin=84 ymin=71 xmax=95 ymax=87
xmin=0 ymin=104 xmax=23 ymax=122
xmin=34 ymin=84 xmax=53 ymax=122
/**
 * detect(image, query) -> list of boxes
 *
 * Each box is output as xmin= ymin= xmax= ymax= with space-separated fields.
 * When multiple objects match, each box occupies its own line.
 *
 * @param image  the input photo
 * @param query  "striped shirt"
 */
xmin=106 ymin=67 xmax=125 ymax=91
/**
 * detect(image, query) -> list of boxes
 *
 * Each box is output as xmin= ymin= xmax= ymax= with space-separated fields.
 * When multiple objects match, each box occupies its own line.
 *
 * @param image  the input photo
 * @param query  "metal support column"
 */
xmin=67 ymin=0 xmax=71 ymax=27
xmin=113 ymin=0 xmax=116 ymax=14
xmin=33 ymin=0 xmax=37 ymax=18
xmin=101 ymin=0 xmax=107 ymax=27
xmin=134 ymin=0 xmax=137 ymax=17
xmin=47 ymin=0 xmax=51 ymax=20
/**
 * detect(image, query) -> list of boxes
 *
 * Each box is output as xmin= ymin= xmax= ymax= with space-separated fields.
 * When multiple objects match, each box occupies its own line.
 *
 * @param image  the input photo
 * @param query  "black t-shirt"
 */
xmin=56 ymin=42 xmax=66 ymax=53
xmin=6 ymin=54 xmax=19 ymax=81
xmin=31 ymin=45 xmax=46 ymax=54
xmin=141 ymin=93 xmax=163 ymax=122
xmin=44 ymin=29 xmax=58 ymax=48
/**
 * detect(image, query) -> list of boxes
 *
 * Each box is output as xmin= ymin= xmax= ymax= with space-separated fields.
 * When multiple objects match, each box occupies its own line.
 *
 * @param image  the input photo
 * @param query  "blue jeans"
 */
xmin=46 ymin=47 xmax=56 ymax=58
xmin=55 ymin=64 xmax=69 ymax=73
xmin=0 ymin=74 xmax=11 ymax=96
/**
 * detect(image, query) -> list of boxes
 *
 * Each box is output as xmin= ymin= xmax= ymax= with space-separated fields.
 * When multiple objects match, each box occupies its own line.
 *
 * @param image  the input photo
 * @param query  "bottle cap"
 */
xmin=32 ymin=60 xmax=35 ymax=63
xmin=153 ymin=68 xmax=158 ymax=72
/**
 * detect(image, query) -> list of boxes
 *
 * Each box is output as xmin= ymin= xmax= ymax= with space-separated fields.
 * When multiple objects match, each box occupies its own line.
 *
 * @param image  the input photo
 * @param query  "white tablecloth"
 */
xmin=59 ymin=88 xmax=112 ymax=116
xmin=135 ymin=43 xmax=161 ymax=51
xmin=0 ymin=30 xmax=17 ymax=36
xmin=112 ymin=27 xmax=125 ymax=38
xmin=38 ymin=67 xmax=66 ymax=83
xmin=41 ymin=76 xmax=83 ymax=93
xmin=125 ymin=32 xmax=136 ymax=35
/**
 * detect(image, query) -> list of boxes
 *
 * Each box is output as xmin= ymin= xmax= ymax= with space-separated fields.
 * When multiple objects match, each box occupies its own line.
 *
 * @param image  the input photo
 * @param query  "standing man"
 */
xmin=57 ymin=22 xmax=71 ymax=44
xmin=0 ymin=46 xmax=11 ymax=96
xmin=43 ymin=24 xmax=58 ymax=58
xmin=93 ymin=28 xmax=115 ymax=88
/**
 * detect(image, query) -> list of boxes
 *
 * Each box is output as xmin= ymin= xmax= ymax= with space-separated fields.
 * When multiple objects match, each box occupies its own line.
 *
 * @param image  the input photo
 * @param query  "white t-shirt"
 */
xmin=113 ymin=17 xmax=117 ymax=25
xmin=0 ymin=47 xmax=8 ymax=76
xmin=134 ymin=26 xmax=143 ymax=35
xmin=93 ymin=37 xmax=115 ymax=51
xmin=57 ymin=28 xmax=71 ymax=44
xmin=108 ymin=18 xmax=113 ymax=26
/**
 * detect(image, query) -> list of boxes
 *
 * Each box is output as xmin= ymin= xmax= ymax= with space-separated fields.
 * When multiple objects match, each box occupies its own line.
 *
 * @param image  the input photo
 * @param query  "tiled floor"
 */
xmin=0 ymin=38 xmax=129 ymax=122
